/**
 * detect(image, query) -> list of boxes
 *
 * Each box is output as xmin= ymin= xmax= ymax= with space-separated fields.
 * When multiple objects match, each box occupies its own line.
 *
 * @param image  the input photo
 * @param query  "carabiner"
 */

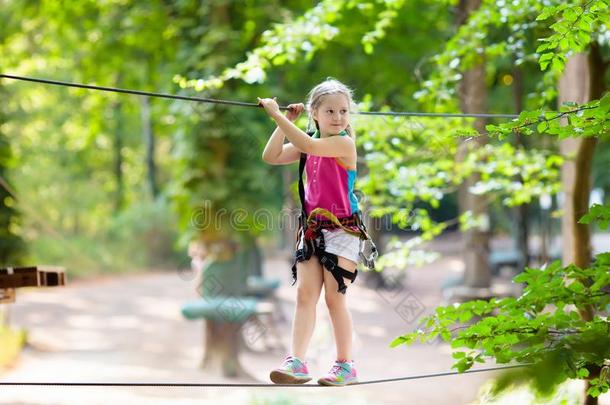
xmin=359 ymin=238 xmax=378 ymax=270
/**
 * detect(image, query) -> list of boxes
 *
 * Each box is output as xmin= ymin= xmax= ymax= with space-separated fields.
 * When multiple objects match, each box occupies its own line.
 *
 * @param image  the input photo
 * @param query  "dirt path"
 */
xmin=2 ymin=232 xmax=606 ymax=404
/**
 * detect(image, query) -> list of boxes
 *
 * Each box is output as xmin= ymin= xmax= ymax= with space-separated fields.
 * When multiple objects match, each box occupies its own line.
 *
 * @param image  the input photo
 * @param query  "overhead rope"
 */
xmin=0 ymin=364 xmax=530 ymax=387
xmin=0 ymin=73 xmax=518 ymax=119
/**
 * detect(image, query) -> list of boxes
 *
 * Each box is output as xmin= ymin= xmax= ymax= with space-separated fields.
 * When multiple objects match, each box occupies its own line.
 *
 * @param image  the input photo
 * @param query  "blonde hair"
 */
xmin=305 ymin=78 xmax=357 ymax=139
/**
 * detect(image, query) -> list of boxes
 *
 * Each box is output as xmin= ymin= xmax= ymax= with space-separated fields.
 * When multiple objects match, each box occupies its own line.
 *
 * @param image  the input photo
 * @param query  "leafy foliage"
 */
xmin=175 ymin=0 xmax=420 ymax=91
xmin=0 ymin=1 xmax=306 ymax=270
xmin=357 ymin=107 xmax=563 ymax=269
xmin=0 ymin=322 xmax=27 ymax=370
xmin=176 ymin=0 xmax=349 ymax=91
xmin=535 ymin=1 xmax=609 ymax=72
xmin=579 ymin=203 xmax=610 ymax=230
xmin=0 ymin=78 xmax=26 ymax=265
xmin=484 ymin=93 xmax=610 ymax=140
xmin=391 ymin=205 xmax=610 ymax=397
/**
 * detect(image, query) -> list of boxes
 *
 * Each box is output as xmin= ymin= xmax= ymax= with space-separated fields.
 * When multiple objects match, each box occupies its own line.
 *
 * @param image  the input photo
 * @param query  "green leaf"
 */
xmin=551 ymin=57 xmax=564 ymax=72
xmin=389 ymin=336 xmax=408 ymax=347
xmin=600 ymin=92 xmax=610 ymax=113
xmin=536 ymin=7 xmax=555 ymax=21
xmin=587 ymin=386 xmax=601 ymax=397
xmin=579 ymin=204 xmax=610 ymax=229
xmin=539 ymin=52 xmax=554 ymax=71
xmin=452 ymin=351 xmax=466 ymax=359
xmin=459 ymin=310 xmax=473 ymax=322
xmin=537 ymin=121 xmax=548 ymax=133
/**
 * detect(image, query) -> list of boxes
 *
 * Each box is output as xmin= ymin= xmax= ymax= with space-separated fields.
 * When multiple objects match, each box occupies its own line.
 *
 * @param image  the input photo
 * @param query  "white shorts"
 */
xmin=297 ymin=228 xmax=361 ymax=264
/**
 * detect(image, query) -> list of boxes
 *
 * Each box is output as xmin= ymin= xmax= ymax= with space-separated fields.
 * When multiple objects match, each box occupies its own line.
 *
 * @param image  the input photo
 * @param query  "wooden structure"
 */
xmin=0 ymin=266 xmax=66 ymax=303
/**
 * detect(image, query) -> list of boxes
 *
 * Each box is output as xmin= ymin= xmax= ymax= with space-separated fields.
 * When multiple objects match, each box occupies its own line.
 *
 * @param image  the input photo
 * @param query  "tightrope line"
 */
xmin=0 ymin=364 xmax=531 ymax=387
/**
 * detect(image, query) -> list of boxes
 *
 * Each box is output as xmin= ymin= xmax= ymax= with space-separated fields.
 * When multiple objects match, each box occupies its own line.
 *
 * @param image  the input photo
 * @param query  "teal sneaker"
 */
xmin=317 ymin=360 xmax=358 ymax=386
xmin=270 ymin=355 xmax=312 ymax=384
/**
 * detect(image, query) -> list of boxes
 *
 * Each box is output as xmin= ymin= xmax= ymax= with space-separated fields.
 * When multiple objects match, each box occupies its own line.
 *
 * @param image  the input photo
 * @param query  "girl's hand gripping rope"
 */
xmin=285 ymin=103 xmax=305 ymax=122
xmin=257 ymin=97 xmax=304 ymax=122
xmin=257 ymin=97 xmax=282 ymax=119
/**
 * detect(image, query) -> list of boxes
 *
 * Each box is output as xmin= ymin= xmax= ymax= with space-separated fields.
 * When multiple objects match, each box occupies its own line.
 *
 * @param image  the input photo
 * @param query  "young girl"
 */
xmin=259 ymin=78 xmax=368 ymax=386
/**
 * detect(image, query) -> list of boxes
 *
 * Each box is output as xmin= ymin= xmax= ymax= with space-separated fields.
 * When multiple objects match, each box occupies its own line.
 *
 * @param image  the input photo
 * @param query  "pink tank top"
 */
xmin=304 ymin=131 xmax=359 ymax=219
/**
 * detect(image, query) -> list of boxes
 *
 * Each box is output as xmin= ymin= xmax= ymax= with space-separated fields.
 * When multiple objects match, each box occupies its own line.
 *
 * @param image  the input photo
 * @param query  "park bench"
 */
xmin=182 ymin=275 xmax=283 ymax=346
xmin=0 ymin=266 xmax=66 ymax=303
xmin=245 ymin=274 xmax=285 ymax=323
xmin=181 ymin=246 xmax=284 ymax=377
xmin=489 ymin=249 xmax=525 ymax=275
xmin=490 ymin=249 xmax=562 ymax=275
xmin=182 ymin=295 xmax=260 ymax=322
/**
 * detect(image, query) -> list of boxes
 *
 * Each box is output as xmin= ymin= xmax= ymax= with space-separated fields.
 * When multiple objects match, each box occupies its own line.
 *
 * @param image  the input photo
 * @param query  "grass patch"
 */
xmin=0 ymin=323 xmax=27 ymax=370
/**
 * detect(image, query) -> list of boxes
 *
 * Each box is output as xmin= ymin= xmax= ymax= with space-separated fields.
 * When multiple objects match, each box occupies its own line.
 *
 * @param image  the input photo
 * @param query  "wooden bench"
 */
xmin=0 ymin=266 xmax=66 ymax=303
xmin=182 ymin=289 xmax=285 ymax=354
xmin=181 ymin=247 xmax=285 ymax=377
xmin=182 ymin=296 xmax=260 ymax=323
xmin=245 ymin=275 xmax=285 ymax=323
xmin=245 ymin=275 xmax=280 ymax=298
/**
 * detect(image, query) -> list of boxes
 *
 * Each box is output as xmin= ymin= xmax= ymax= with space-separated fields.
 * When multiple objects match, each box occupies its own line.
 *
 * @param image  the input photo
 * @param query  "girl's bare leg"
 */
xmin=323 ymin=256 xmax=357 ymax=361
xmin=290 ymin=258 xmax=324 ymax=359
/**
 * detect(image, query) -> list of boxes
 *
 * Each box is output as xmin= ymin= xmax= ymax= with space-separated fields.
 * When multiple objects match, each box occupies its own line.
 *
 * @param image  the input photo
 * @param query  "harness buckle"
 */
xmin=359 ymin=239 xmax=379 ymax=270
xmin=319 ymin=255 xmax=336 ymax=271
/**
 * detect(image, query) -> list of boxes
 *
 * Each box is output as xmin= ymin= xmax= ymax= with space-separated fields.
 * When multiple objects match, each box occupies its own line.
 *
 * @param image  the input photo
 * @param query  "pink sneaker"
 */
xmin=317 ymin=360 xmax=358 ymax=386
xmin=270 ymin=355 xmax=312 ymax=384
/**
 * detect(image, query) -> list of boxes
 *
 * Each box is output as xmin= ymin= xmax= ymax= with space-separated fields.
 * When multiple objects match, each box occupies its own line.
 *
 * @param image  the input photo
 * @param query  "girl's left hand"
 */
xmin=257 ymin=97 xmax=281 ymax=118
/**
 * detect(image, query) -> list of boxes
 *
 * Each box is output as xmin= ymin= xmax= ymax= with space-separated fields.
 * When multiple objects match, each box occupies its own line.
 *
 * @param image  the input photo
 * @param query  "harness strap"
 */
xmin=304 ymin=208 xmax=362 ymax=239
xmin=317 ymin=250 xmax=357 ymax=294
xmin=291 ymin=247 xmax=357 ymax=295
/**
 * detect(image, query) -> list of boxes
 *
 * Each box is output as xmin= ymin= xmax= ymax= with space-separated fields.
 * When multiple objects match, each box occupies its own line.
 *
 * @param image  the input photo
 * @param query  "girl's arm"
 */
xmin=258 ymin=97 xmax=355 ymax=159
xmin=261 ymin=102 xmax=303 ymax=165
xmin=261 ymin=127 xmax=301 ymax=165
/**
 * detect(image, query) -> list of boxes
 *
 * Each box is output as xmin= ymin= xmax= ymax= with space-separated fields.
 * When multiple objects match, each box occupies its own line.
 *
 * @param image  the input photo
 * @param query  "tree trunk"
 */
xmin=281 ymin=165 xmax=297 ymax=256
xmin=195 ymin=1 xmax=260 ymax=380
xmin=198 ymin=238 xmax=250 ymax=378
xmin=140 ymin=95 xmax=159 ymax=199
xmin=558 ymin=43 xmax=607 ymax=405
xmin=559 ymin=53 xmax=595 ymax=270
xmin=113 ymin=100 xmax=125 ymax=212
xmin=512 ymin=61 xmax=530 ymax=271
xmin=0 ymin=80 xmax=25 ymax=264
xmin=202 ymin=320 xmax=249 ymax=378
xmin=456 ymin=0 xmax=491 ymax=290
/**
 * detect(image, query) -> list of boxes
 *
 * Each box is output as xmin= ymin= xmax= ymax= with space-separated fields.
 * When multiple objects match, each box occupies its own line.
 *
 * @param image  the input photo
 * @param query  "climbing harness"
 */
xmin=291 ymin=133 xmax=378 ymax=294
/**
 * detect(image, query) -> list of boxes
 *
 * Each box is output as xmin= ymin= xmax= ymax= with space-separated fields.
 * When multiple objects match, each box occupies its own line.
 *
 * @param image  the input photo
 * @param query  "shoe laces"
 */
xmin=330 ymin=361 xmax=351 ymax=376
xmin=282 ymin=356 xmax=303 ymax=370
